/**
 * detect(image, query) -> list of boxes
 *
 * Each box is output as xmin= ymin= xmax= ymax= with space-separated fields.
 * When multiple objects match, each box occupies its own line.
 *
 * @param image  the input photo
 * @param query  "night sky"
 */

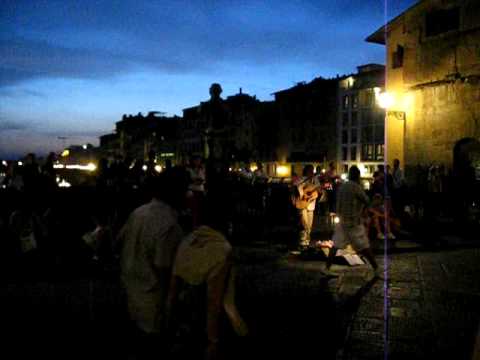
xmin=1 ymin=0 xmax=416 ymax=159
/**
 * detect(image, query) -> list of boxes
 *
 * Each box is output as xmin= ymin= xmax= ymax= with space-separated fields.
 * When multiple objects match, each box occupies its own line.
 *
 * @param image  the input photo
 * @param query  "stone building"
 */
xmin=273 ymin=77 xmax=338 ymax=176
xmin=337 ymin=64 xmax=386 ymax=176
xmin=179 ymin=84 xmax=262 ymax=166
xmin=366 ymin=0 xmax=480 ymax=178
xmin=99 ymin=111 xmax=180 ymax=165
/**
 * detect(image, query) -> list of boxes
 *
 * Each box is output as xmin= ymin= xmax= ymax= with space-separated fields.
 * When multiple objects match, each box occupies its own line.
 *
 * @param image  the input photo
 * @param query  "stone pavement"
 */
xmin=337 ymin=247 xmax=480 ymax=360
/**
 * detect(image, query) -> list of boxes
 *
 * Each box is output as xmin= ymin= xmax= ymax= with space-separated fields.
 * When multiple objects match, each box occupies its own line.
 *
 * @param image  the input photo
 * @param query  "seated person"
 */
xmin=366 ymin=193 xmax=397 ymax=240
xmin=166 ymin=222 xmax=248 ymax=359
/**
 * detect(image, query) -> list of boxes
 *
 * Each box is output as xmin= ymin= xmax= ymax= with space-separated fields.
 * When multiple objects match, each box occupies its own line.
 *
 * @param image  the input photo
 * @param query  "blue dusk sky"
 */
xmin=1 ymin=0 xmax=417 ymax=159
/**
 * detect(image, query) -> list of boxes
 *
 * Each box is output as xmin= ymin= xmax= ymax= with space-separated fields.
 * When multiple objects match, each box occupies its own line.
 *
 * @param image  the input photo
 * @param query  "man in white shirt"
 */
xmin=294 ymin=164 xmax=321 ymax=248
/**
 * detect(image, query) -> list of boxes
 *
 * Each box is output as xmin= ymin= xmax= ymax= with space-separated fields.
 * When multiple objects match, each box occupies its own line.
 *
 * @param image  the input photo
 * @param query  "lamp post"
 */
xmin=377 ymin=91 xmax=406 ymax=167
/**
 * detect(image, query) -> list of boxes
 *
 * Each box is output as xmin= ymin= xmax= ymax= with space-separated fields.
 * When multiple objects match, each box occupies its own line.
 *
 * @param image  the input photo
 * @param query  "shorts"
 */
xmin=332 ymin=224 xmax=370 ymax=252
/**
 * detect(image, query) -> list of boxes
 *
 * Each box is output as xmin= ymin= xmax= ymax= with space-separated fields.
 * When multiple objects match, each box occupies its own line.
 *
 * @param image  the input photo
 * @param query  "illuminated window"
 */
xmin=364 ymin=91 xmax=375 ymax=108
xmin=351 ymin=94 xmax=359 ymax=109
xmin=425 ymin=7 xmax=459 ymax=37
xmin=375 ymin=144 xmax=385 ymax=161
xmin=342 ymin=95 xmax=349 ymax=110
xmin=362 ymin=144 xmax=374 ymax=161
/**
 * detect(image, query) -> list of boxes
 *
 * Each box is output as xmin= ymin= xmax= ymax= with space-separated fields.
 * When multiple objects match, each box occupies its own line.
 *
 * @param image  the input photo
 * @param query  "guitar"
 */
xmin=292 ymin=182 xmax=323 ymax=210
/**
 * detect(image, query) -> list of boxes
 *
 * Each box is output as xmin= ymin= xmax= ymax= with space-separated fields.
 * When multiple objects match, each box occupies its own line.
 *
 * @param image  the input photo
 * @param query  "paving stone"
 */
xmin=387 ymin=286 xmax=422 ymax=300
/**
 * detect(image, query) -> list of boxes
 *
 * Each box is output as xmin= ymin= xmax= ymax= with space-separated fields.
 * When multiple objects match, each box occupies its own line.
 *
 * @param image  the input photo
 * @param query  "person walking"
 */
xmin=118 ymin=169 xmax=188 ymax=357
xmin=326 ymin=166 xmax=380 ymax=277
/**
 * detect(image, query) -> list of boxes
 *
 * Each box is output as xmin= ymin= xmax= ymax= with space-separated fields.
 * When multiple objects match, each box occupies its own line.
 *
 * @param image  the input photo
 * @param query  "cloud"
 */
xmin=0 ymin=119 xmax=28 ymax=131
xmin=0 ymin=0 xmax=417 ymax=88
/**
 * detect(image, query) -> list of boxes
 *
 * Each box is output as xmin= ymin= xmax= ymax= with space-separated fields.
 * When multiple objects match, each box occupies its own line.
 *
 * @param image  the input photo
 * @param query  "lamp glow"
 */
xmin=377 ymin=92 xmax=394 ymax=109
xmin=276 ymin=165 xmax=289 ymax=177
xmin=154 ymin=165 xmax=162 ymax=173
xmin=61 ymin=149 xmax=70 ymax=157
xmin=340 ymin=173 xmax=347 ymax=181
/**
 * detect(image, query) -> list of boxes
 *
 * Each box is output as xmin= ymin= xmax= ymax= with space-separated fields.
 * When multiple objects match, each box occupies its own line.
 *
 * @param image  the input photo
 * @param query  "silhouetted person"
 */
xmin=118 ymin=168 xmax=189 ymax=358
xmin=22 ymin=153 xmax=40 ymax=193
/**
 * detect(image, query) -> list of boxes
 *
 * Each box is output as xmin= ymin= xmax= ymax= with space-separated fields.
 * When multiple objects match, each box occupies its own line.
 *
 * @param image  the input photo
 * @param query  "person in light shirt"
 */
xmin=294 ymin=164 xmax=321 ymax=248
xmin=118 ymin=168 xmax=189 ymax=357
xmin=326 ymin=165 xmax=380 ymax=278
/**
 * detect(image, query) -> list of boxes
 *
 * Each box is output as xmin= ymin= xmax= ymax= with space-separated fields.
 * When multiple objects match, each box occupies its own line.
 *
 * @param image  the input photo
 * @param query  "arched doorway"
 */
xmin=453 ymin=138 xmax=480 ymax=180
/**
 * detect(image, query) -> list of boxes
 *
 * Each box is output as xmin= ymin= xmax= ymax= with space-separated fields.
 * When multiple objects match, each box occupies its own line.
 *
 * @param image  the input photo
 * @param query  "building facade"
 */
xmin=273 ymin=77 xmax=338 ymax=176
xmin=179 ymin=84 xmax=262 ymax=166
xmin=99 ymin=111 xmax=180 ymax=165
xmin=367 ymin=0 xmax=480 ymax=178
xmin=337 ymin=64 xmax=386 ymax=177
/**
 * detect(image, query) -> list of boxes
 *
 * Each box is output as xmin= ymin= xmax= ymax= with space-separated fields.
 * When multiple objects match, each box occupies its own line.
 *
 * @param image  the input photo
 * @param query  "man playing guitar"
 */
xmin=293 ymin=164 xmax=322 ymax=248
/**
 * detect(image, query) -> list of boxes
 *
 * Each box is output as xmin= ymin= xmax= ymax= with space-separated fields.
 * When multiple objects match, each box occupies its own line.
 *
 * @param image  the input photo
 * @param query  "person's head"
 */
xmin=26 ymin=153 xmax=36 ymax=164
xmin=377 ymin=164 xmax=385 ymax=173
xmin=393 ymin=159 xmax=400 ymax=169
xmin=303 ymin=164 xmax=314 ymax=178
xmin=146 ymin=167 xmax=190 ymax=210
xmin=348 ymin=165 xmax=361 ymax=183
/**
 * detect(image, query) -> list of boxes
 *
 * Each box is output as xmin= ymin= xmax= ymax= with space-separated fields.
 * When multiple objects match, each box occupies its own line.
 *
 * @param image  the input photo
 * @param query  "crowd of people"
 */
xmin=1 ymin=150 xmax=478 ymax=357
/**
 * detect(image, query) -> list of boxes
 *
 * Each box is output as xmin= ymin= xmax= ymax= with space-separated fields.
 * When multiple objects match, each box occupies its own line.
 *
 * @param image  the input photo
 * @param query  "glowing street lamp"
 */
xmin=377 ymin=91 xmax=395 ymax=109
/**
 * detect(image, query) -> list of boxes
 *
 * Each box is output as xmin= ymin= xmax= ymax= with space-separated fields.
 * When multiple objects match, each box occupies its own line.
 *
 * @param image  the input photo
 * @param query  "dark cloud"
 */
xmin=0 ymin=119 xmax=28 ymax=131
xmin=0 ymin=0 xmax=416 ymax=87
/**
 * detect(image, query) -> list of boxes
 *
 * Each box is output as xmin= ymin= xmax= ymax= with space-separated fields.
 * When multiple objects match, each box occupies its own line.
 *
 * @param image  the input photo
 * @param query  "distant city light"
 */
xmin=18 ymin=161 xmax=23 ymax=166
xmin=54 ymin=164 xmax=65 ymax=169
xmin=61 ymin=149 xmax=70 ymax=157
xmin=276 ymin=165 xmax=289 ymax=177
xmin=142 ymin=165 xmax=148 ymax=171
xmin=250 ymin=164 xmax=258 ymax=172
xmin=82 ymin=144 xmax=88 ymax=150
xmin=341 ymin=173 xmax=347 ymax=181
xmin=154 ymin=165 xmax=162 ymax=173
xmin=2 ymin=160 xmax=7 ymax=166
xmin=65 ymin=163 xmax=96 ymax=171
xmin=58 ymin=179 xmax=71 ymax=188
xmin=322 ymin=169 xmax=326 ymax=174
xmin=229 ymin=167 xmax=232 ymax=172
xmin=56 ymin=177 xmax=61 ymax=183
xmin=334 ymin=216 xmax=340 ymax=224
